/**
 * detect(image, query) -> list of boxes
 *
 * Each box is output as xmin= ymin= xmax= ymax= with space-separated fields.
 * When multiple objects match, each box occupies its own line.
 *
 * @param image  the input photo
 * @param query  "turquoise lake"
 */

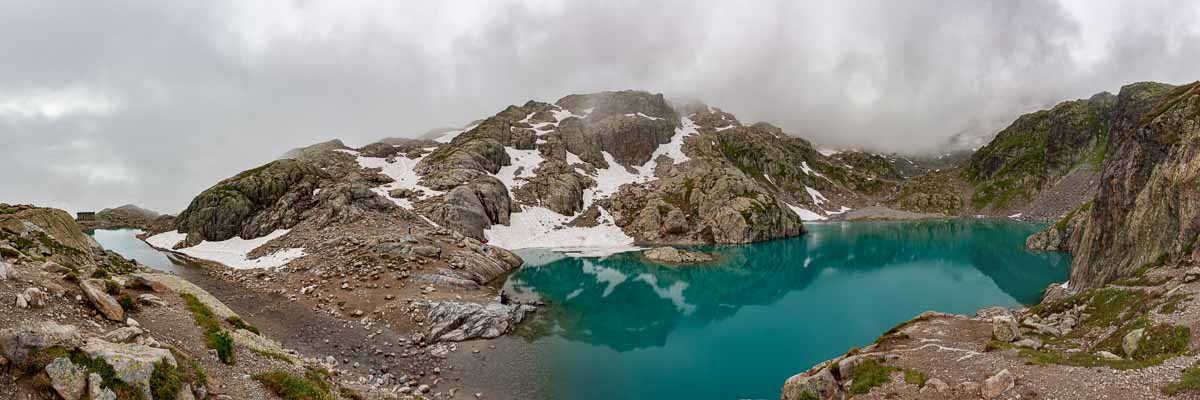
xmin=501 ymin=219 xmax=1071 ymax=400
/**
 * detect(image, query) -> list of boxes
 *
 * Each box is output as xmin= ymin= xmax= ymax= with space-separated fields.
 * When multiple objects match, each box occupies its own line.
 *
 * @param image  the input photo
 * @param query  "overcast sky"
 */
xmin=2 ymin=0 xmax=1198 ymax=214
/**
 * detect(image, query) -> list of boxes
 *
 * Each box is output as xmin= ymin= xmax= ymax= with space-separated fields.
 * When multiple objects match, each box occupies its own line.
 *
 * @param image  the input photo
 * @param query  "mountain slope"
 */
xmin=1068 ymin=81 xmax=1200 ymax=288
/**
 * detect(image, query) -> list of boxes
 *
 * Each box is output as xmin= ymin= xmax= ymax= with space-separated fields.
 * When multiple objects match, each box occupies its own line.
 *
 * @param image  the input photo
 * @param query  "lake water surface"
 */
xmin=88 ymin=229 xmax=196 ymax=275
xmin=501 ymin=219 xmax=1070 ymax=400
xmin=90 ymin=222 xmax=1070 ymax=400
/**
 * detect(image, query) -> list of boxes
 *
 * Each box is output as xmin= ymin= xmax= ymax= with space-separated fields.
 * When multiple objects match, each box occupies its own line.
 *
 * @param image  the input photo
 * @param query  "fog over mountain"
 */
xmin=1 ymin=0 xmax=1197 ymax=213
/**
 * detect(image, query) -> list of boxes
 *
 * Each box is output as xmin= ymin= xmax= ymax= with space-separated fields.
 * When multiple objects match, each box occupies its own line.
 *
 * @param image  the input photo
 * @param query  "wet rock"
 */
xmin=79 ymin=338 xmax=176 ymax=400
xmin=80 ymin=279 xmax=125 ymax=321
xmin=981 ymin=369 xmax=1014 ymax=399
xmin=46 ymin=357 xmax=87 ymax=400
xmin=1123 ymin=328 xmax=1145 ymax=357
xmin=642 ymin=247 xmax=716 ymax=264
xmin=991 ymin=315 xmax=1021 ymax=342
xmin=780 ymin=366 xmax=838 ymax=400
xmin=418 ymin=301 xmax=534 ymax=342
xmin=0 ymin=321 xmax=82 ymax=364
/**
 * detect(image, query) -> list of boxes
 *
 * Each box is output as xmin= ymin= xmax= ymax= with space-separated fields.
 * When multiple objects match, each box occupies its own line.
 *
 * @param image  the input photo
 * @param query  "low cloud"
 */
xmin=1 ymin=0 xmax=1197 ymax=213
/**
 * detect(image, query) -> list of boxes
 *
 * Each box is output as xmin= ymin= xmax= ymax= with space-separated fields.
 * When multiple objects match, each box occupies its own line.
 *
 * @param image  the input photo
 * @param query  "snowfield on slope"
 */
xmin=483 ymin=114 xmax=702 ymax=255
xmin=146 ymin=229 xmax=305 ymax=269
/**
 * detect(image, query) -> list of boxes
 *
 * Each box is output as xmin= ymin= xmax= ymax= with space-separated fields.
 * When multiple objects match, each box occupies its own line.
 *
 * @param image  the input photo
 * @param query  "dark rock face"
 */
xmin=965 ymin=92 xmax=1117 ymax=210
xmin=174 ymin=159 xmax=327 ymax=244
xmin=83 ymin=204 xmax=162 ymax=230
xmin=278 ymin=139 xmax=348 ymax=160
xmin=610 ymin=156 xmax=806 ymax=244
xmin=1070 ymin=81 xmax=1200 ymax=288
xmin=424 ymin=177 xmax=512 ymax=239
xmin=511 ymin=160 xmax=592 ymax=215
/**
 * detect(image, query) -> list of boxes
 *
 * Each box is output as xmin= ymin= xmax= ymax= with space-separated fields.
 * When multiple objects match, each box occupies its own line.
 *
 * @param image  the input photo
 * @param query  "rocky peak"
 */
xmin=964 ymin=89 xmax=1116 ymax=210
xmin=1069 ymin=80 xmax=1200 ymax=288
xmin=174 ymin=159 xmax=330 ymax=244
xmin=556 ymin=90 xmax=680 ymax=124
xmin=278 ymin=138 xmax=348 ymax=160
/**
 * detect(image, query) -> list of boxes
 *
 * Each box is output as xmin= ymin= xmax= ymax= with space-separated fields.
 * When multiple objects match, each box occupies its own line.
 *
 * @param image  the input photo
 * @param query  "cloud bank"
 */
xmin=2 ymin=0 xmax=1197 ymax=213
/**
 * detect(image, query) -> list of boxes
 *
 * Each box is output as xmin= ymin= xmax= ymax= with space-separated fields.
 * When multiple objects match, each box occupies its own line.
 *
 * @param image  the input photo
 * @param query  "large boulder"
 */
xmin=425 ymin=177 xmax=512 ymax=239
xmin=79 ymin=339 xmax=176 ymax=400
xmin=0 ymin=321 xmax=83 ymax=364
xmin=418 ymin=301 xmax=534 ymax=342
xmin=80 ymin=279 xmax=124 ymax=321
xmin=991 ymin=315 xmax=1021 ymax=342
xmin=1123 ymin=328 xmax=1146 ymax=357
xmin=981 ymin=369 xmax=1015 ymax=399
xmin=780 ymin=366 xmax=838 ymax=400
xmin=642 ymin=247 xmax=716 ymax=264
xmin=46 ymin=357 xmax=87 ymax=400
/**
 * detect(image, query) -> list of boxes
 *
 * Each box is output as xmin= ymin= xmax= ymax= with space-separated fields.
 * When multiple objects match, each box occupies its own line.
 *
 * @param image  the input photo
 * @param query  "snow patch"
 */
xmin=1008 ymin=213 xmax=1023 ymax=219
xmin=146 ymin=230 xmax=186 ymax=249
xmin=495 ymin=147 xmax=544 ymax=189
xmin=148 ymin=230 xmax=304 ymax=270
xmin=787 ymin=204 xmax=827 ymax=221
xmin=354 ymin=153 xmax=443 ymax=209
xmin=484 ymin=206 xmax=637 ymax=253
xmin=800 ymin=161 xmax=825 ymax=178
xmin=805 ymin=186 xmax=828 ymax=206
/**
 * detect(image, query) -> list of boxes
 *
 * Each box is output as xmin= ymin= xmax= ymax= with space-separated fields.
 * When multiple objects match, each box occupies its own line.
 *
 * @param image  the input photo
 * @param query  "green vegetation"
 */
xmin=1055 ymin=201 xmax=1092 ymax=231
xmin=1164 ymin=361 xmax=1200 ymax=396
xmin=847 ymin=359 xmax=895 ymax=394
xmin=252 ymin=348 xmax=296 ymax=365
xmin=103 ymin=279 xmax=123 ymax=295
xmin=1114 ymin=252 xmax=1170 ymax=286
xmin=150 ymin=360 xmax=183 ymax=400
xmin=1138 ymin=81 xmax=1199 ymax=129
xmin=117 ymin=294 xmax=140 ymax=313
xmin=21 ymin=347 xmax=140 ymax=399
xmin=338 ymin=387 xmax=366 ymax=400
xmin=1160 ymin=293 xmax=1192 ymax=314
xmin=1020 ymin=288 xmax=1191 ymax=369
xmin=181 ymin=293 xmax=236 ymax=365
xmin=0 ymin=204 xmax=16 ymax=215
xmin=796 ymin=391 xmax=819 ymax=400
xmin=253 ymin=370 xmax=330 ymax=400
xmin=227 ymin=316 xmax=261 ymax=335
xmin=903 ymin=369 xmax=927 ymax=387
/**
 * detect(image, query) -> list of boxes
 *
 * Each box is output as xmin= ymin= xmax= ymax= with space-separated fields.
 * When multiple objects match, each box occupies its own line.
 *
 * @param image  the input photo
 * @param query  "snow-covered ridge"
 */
xmin=484 ymin=113 xmax=702 ymax=255
xmin=146 ymin=229 xmax=305 ymax=270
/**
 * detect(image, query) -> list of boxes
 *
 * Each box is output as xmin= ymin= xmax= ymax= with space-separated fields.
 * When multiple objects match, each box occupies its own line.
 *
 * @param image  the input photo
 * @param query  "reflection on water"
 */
xmin=88 ymin=229 xmax=196 ymax=275
xmin=502 ymin=219 xmax=1070 ymax=400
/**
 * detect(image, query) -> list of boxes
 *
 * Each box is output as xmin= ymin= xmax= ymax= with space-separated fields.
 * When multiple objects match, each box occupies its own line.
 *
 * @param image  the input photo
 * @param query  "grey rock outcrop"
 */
xmin=981 ymin=369 xmax=1015 ymax=399
xmin=46 ymin=357 xmax=87 ymax=400
xmin=80 ymin=279 xmax=125 ymax=321
xmin=79 ymin=338 xmax=177 ymax=400
xmin=643 ymin=247 xmax=716 ymax=264
xmin=417 ymin=301 xmax=534 ymax=342
xmin=0 ymin=321 xmax=82 ymax=364
xmin=780 ymin=366 xmax=838 ymax=400
xmin=425 ymin=177 xmax=512 ymax=239
xmin=174 ymin=159 xmax=327 ymax=244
